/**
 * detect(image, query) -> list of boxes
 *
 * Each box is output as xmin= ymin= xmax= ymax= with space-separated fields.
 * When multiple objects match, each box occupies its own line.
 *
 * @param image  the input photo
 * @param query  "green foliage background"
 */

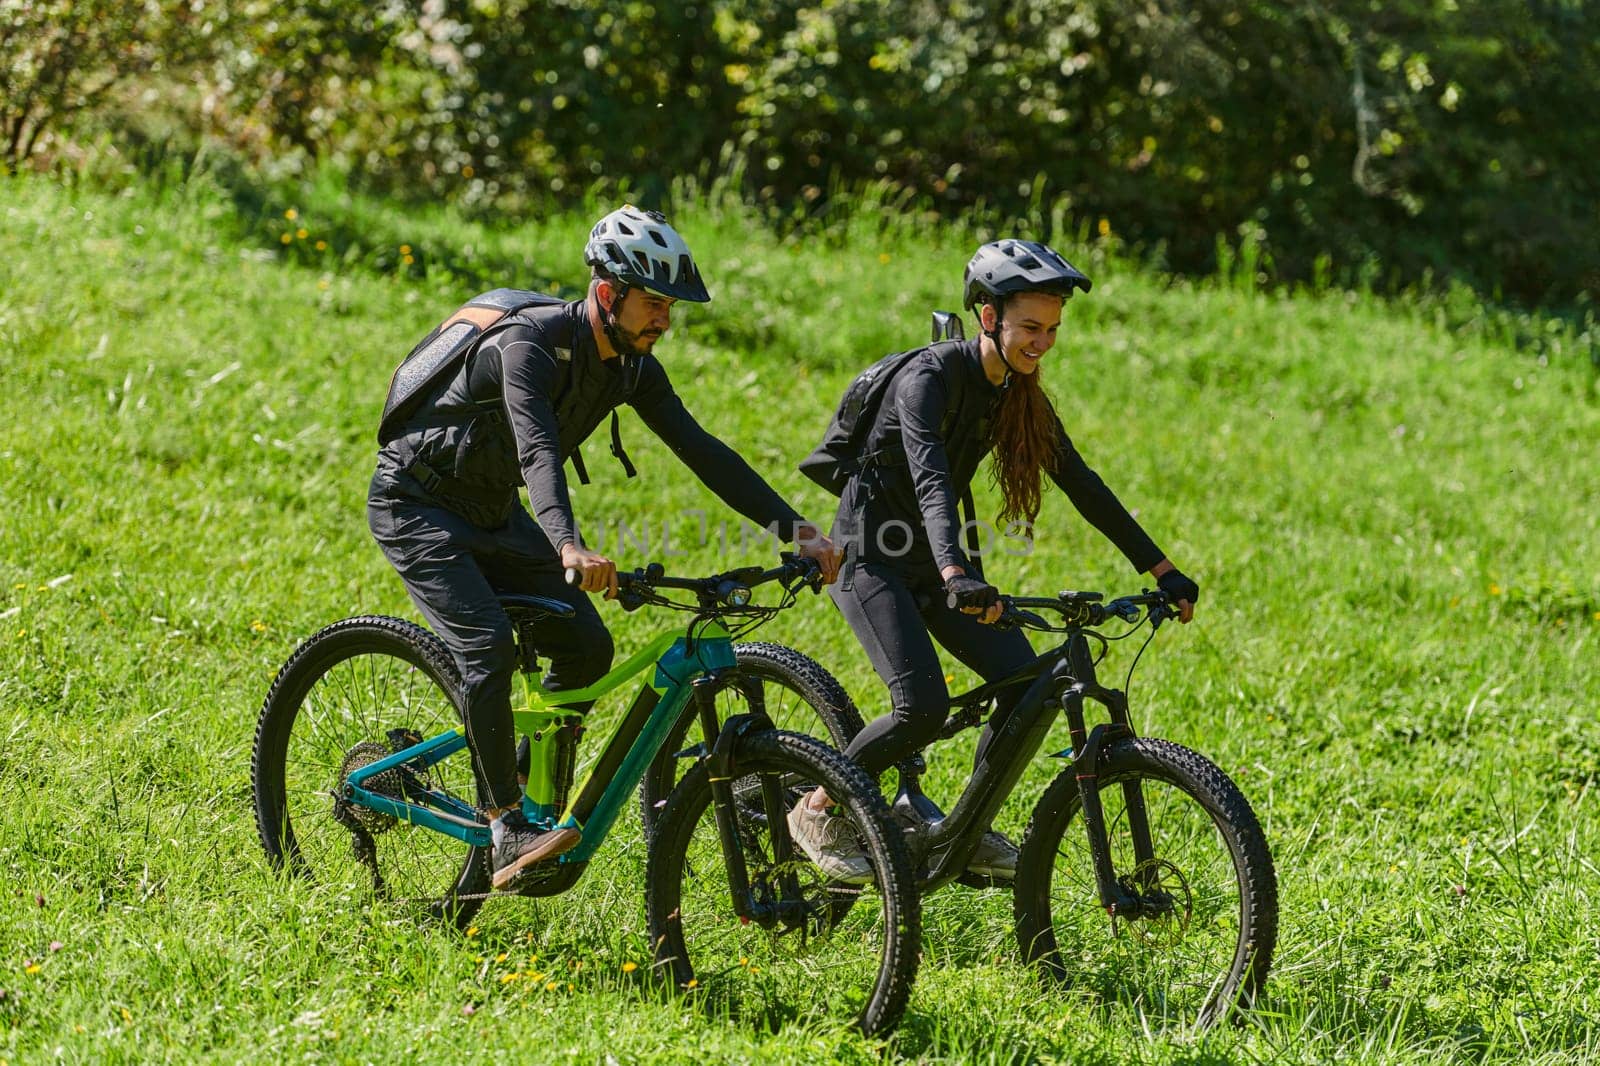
xmin=1 ymin=166 xmax=1598 ymax=1062
xmin=5 ymin=0 xmax=1599 ymax=309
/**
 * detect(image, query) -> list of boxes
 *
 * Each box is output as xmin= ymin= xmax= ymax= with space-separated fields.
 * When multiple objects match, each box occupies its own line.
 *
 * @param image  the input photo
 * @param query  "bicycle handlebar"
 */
xmin=996 ymin=588 xmax=1175 ymax=631
xmin=566 ymin=554 xmax=823 ymax=613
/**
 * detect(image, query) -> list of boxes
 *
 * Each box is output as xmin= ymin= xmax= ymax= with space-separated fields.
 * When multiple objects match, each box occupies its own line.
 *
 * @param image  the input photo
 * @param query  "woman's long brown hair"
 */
xmin=989 ymin=363 xmax=1059 ymax=527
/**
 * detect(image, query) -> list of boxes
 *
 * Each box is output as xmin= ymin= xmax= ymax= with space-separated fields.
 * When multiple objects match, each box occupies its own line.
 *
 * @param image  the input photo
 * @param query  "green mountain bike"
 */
xmin=251 ymin=555 xmax=920 ymax=1036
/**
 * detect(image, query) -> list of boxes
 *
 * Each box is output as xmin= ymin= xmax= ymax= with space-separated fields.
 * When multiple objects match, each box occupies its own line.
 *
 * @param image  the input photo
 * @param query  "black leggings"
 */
xmin=368 ymin=494 xmax=613 ymax=811
xmin=829 ymin=559 xmax=1037 ymax=780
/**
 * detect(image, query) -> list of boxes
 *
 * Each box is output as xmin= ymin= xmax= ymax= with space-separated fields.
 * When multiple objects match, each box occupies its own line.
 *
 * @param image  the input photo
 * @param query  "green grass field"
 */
xmin=2 ymin=170 xmax=1598 ymax=1064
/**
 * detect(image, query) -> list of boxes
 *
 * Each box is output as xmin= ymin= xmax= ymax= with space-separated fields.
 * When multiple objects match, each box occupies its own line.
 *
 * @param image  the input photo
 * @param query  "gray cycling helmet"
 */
xmin=584 ymin=205 xmax=711 ymax=303
xmin=962 ymin=239 xmax=1091 ymax=311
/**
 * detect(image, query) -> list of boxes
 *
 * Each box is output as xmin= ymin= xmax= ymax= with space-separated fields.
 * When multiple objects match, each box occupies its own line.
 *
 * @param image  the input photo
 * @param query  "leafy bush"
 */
xmin=18 ymin=0 xmax=1600 ymax=309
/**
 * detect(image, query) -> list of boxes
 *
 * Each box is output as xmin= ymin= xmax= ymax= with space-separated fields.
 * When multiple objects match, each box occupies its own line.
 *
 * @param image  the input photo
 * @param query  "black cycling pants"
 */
xmin=368 ymin=494 xmax=613 ymax=811
xmin=829 ymin=559 xmax=1036 ymax=781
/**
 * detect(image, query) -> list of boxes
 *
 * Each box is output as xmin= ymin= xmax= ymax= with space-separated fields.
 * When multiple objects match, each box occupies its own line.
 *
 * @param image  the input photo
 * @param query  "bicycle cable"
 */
xmin=1120 ymin=613 xmax=1162 ymax=716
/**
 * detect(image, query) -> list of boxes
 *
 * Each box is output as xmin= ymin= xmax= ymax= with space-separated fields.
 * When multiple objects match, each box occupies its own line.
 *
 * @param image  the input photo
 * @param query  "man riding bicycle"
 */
xmin=367 ymin=206 xmax=839 ymax=891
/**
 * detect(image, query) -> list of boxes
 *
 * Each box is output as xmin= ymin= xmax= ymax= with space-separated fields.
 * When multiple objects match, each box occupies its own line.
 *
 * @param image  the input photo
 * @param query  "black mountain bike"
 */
xmin=645 ymin=587 xmax=1279 ymax=1030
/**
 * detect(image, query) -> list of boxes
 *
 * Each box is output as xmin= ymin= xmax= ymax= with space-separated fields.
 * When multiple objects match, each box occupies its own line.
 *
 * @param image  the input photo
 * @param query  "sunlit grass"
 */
xmin=1 ymin=170 xmax=1597 ymax=1063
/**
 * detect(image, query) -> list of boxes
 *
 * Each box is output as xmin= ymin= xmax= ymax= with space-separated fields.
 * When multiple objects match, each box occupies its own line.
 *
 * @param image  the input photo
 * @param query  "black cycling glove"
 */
xmin=945 ymin=575 xmax=1001 ymax=612
xmin=1156 ymin=568 xmax=1200 ymax=606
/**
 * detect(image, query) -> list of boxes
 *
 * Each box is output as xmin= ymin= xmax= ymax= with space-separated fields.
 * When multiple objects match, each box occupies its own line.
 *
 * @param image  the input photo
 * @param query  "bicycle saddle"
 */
xmin=497 ymin=593 xmax=577 ymax=622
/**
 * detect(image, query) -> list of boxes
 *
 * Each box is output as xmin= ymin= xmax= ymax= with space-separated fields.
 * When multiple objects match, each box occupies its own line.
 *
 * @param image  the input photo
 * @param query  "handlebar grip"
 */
xmin=565 ymin=567 xmax=582 ymax=586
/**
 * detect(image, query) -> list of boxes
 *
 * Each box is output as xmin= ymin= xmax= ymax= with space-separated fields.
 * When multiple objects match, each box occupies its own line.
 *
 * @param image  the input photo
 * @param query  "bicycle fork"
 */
xmin=693 ymin=673 xmax=795 ymax=928
xmin=1059 ymin=636 xmax=1161 ymax=918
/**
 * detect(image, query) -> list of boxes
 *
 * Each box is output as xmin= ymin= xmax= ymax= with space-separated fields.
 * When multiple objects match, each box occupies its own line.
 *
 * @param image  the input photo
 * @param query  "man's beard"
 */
xmin=612 ymin=323 xmax=662 ymax=358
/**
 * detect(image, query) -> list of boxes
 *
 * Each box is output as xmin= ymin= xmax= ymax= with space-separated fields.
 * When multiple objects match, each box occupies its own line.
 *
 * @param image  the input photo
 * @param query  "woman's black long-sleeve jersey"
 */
xmin=838 ymin=339 xmax=1163 ymax=577
xmin=373 ymin=299 xmax=803 ymax=545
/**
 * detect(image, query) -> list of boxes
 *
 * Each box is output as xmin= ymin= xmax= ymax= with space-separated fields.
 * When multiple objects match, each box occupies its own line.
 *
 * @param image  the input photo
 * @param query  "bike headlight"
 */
xmin=726 ymin=586 xmax=752 ymax=607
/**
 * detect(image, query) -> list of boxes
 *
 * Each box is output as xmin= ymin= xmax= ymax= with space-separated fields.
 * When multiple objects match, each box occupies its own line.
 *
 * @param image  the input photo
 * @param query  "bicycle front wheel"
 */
xmin=252 ymin=615 xmax=489 ymax=927
xmin=1013 ymin=737 xmax=1277 ymax=1030
xmin=646 ymin=730 xmax=919 ymax=1037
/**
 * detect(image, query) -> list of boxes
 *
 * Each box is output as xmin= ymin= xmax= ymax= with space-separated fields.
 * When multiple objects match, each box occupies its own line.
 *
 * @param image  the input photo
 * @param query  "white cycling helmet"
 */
xmin=584 ymin=205 xmax=711 ymax=303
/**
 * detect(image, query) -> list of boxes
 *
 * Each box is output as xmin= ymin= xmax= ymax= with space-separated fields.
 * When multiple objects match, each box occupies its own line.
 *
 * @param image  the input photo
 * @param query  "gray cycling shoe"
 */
xmin=489 ymin=810 xmax=580 ymax=891
xmin=787 ymin=801 xmax=875 ymax=885
xmin=966 ymin=830 xmax=1019 ymax=880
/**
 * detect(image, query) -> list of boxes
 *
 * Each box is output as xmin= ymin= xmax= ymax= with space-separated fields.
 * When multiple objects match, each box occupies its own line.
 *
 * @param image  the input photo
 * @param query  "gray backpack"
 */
xmin=378 ymin=288 xmax=564 ymax=445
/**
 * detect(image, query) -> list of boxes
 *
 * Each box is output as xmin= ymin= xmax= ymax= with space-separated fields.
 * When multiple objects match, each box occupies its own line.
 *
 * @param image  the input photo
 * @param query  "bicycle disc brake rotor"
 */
xmin=335 ymin=741 xmax=403 ymax=835
xmin=1112 ymin=858 xmax=1192 ymax=948
xmin=756 ymin=857 xmax=843 ymax=942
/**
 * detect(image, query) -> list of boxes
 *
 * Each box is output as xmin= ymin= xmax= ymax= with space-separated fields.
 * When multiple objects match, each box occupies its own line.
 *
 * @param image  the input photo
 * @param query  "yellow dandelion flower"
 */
xmin=1489 ymin=583 xmax=1502 ymax=596
xmin=296 ymin=228 xmax=308 ymax=240
xmin=467 ymin=926 xmax=479 ymax=937
xmin=120 ymin=1007 xmax=132 ymax=1022
xmin=878 ymin=253 xmax=891 ymax=265
xmin=500 ymin=972 xmax=519 ymax=983
xmin=317 ymin=278 xmax=330 ymax=291
xmin=566 ymin=982 xmax=574 ymax=991
xmin=402 ymin=254 xmax=416 ymax=266
xmin=400 ymin=244 xmax=412 ymax=255
xmin=686 ymin=979 xmax=698 ymax=989
xmin=495 ymin=953 xmax=508 ymax=962
xmin=280 ymin=233 xmax=292 ymax=245
xmin=621 ymin=961 xmax=638 ymax=973
xmin=749 ymin=967 xmax=759 ymax=974
xmin=546 ymin=981 xmax=559 ymax=992
xmin=1098 ymin=218 xmax=1112 ymax=238
xmin=739 ymin=956 xmax=749 ymax=966
xmin=284 ymin=208 xmax=298 ymax=221
xmin=315 ymin=240 xmax=327 ymax=251
xmin=462 ymin=165 xmax=476 ymax=179
xmin=25 ymin=964 xmax=41 ymax=975
xmin=250 ymin=620 xmax=267 ymax=633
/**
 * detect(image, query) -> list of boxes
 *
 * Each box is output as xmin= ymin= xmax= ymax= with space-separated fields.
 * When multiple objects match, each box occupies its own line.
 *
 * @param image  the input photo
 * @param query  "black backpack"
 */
xmin=798 ymin=312 xmax=967 ymax=495
xmin=378 ymin=288 xmax=565 ymax=445
xmin=799 ymin=312 xmax=987 ymax=577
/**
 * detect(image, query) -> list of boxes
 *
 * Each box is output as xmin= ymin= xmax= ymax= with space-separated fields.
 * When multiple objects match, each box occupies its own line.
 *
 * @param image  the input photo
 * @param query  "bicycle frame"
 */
xmin=342 ymin=621 xmax=738 ymax=868
xmin=907 ymin=628 xmax=1156 ymax=912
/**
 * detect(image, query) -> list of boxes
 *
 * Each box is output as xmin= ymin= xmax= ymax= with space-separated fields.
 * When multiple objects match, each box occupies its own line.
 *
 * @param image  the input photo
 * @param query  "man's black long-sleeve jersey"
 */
xmin=842 ymin=339 xmax=1163 ymax=575
xmin=374 ymin=299 xmax=804 ymax=545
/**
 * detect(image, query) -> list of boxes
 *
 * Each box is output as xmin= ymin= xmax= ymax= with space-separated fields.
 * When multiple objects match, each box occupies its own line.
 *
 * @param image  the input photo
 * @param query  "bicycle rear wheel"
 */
xmin=638 ymin=642 xmax=864 ymax=840
xmin=1013 ymin=737 xmax=1277 ymax=1030
xmin=252 ymin=615 xmax=489 ymax=927
xmin=646 ymin=730 xmax=919 ymax=1037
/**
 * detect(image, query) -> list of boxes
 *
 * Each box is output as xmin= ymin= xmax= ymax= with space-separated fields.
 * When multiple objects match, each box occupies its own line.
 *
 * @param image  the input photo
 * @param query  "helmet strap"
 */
xmin=599 ymin=278 xmax=633 ymax=355
xmin=981 ymin=298 xmax=1019 ymax=388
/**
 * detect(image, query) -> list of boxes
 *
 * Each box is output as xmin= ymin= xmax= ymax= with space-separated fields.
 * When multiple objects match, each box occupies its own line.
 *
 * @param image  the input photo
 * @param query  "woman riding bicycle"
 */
xmin=789 ymin=239 xmax=1199 ymax=881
